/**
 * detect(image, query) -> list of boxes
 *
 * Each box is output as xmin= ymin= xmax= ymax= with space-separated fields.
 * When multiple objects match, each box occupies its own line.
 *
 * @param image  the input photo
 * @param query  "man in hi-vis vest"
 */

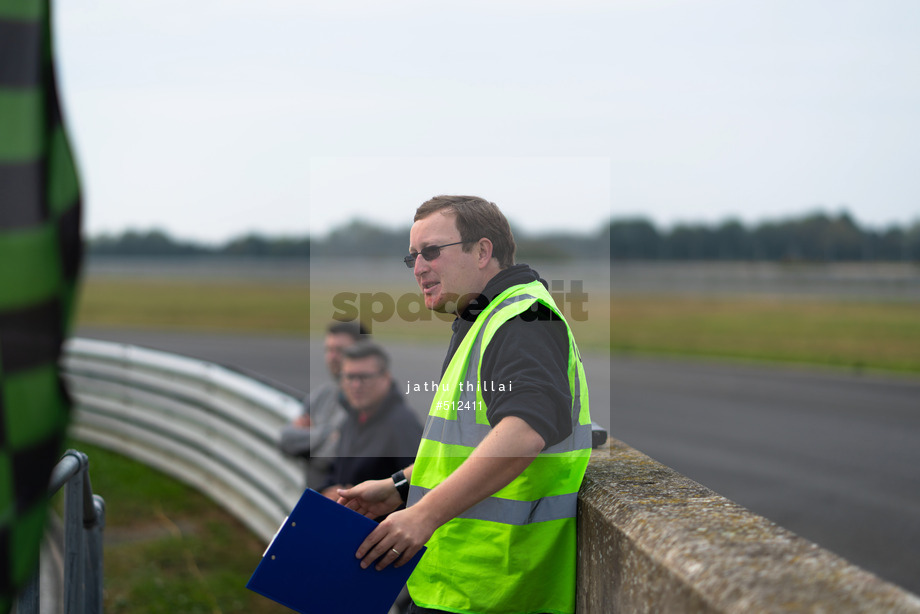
xmin=338 ymin=195 xmax=592 ymax=614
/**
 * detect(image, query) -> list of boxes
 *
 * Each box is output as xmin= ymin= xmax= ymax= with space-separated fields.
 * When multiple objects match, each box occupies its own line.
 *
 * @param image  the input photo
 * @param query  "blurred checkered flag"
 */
xmin=1 ymin=0 xmax=83 ymax=610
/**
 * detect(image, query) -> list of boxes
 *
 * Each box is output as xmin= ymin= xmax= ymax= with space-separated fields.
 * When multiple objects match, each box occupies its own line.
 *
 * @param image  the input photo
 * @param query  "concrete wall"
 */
xmin=577 ymin=439 xmax=920 ymax=613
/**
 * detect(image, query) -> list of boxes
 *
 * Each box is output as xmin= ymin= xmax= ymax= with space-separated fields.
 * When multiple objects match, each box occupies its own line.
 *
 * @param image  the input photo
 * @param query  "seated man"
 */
xmin=320 ymin=342 xmax=422 ymax=514
xmin=279 ymin=321 xmax=367 ymax=487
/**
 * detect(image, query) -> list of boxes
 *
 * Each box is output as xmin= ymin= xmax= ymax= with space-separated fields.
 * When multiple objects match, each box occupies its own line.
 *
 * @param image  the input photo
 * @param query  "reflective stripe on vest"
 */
xmin=407 ymin=486 xmax=578 ymax=525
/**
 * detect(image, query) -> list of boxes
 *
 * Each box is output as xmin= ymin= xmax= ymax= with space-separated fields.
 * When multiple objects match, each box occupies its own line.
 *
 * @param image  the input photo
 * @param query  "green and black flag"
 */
xmin=1 ymin=0 xmax=83 ymax=610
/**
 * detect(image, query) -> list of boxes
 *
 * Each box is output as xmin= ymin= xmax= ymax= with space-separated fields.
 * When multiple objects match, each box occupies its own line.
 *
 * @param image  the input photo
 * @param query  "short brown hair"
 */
xmin=327 ymin=321 xmax=369 ymax=340
xmin=342 ymin=341 xmax=390 ymax=372
xmin=415 ymin=195 xmax=516 ymax=268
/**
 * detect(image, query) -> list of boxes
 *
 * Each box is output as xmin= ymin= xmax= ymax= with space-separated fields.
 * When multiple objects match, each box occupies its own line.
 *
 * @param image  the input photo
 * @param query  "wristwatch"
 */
xmin=391 ymin=469 xmax=410 ymax=503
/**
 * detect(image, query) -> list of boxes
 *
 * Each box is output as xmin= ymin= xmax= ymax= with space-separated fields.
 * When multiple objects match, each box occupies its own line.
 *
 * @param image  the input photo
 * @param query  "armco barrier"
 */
xmin=61 ymin=338 xmax=305 ymax=542
xmin=578 ymin=440 xmax=920 ymax=613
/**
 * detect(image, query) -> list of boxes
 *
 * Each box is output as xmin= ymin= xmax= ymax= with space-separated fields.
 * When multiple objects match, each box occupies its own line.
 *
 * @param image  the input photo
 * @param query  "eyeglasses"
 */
xmin=403 ymin=240 xmax=476 ymax=268
xmin=341 ymin=370 xmax=385 ymax=384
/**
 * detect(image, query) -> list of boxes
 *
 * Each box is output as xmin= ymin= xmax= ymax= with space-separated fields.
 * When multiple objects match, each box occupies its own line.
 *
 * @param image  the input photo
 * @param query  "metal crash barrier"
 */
xmin=18 ymin=450 xmax=105 ymax=614
xmin=60 ymin=337 xmax=306 ymax=543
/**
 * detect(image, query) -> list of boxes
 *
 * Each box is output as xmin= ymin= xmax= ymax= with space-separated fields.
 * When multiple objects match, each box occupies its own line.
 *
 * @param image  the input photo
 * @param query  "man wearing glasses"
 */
xmin=280 ymin=321 xmax=367 ymax=487
xmin=338 ymin=196 xmax=592 ymax=614
xmin=320 ymin=342 xmax=422 ymax=512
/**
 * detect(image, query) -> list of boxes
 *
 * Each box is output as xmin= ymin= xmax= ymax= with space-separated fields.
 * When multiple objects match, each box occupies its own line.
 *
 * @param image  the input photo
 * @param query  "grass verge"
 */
xmin=76 ymin=276 xmax=920 ymax=374
xmin=77 ymin=278 xmax=310 ymax=336
xmin=610 ymin=294 xmax=920 ymax=373
xmin=60 ymin=440 xmax=289 ymax=614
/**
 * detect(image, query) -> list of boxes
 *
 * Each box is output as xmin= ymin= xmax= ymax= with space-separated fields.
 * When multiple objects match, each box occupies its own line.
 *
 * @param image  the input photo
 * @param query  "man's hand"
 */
xmin=336 ymin=478 xmax=403 ymax=519
xmin=355 ymin=506 xmax=438 ymax=571
xmin=293 ymin=414 xmax=312 ymax=428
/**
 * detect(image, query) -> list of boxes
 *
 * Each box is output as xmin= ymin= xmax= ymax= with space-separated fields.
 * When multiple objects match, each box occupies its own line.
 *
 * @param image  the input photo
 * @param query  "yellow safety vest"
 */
xmin=407 ymin=280 xmax=592 ymax=614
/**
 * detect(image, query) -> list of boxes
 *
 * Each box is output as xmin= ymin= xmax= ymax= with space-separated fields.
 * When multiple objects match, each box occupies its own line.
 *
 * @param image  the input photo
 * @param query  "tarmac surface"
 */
xmin=75 ymin=326 xmax=920 ymax=595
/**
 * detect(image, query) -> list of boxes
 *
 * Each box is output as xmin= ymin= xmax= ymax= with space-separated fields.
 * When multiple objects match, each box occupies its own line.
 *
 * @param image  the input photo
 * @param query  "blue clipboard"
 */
xmin=247 ymin=489 xmax=425 ymax=614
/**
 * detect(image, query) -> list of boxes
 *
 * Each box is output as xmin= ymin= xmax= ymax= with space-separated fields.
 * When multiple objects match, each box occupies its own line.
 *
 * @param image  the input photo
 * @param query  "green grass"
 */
xmin=76 ymin=275 xmax=607 ymax=352
xmin=611 ymin=295 xmax=920 ymax=373
xmin=59 ymin=440 xmax=290 ymax=613
xmin=76 ymin=276 xmax=920 ymax=374
xmin=77 ymin=277 xmax=310 ymax=336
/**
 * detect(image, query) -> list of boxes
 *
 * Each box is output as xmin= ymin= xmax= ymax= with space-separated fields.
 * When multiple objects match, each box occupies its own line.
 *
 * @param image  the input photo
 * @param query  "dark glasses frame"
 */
xmin=341 ymin=369 xmax=386 ymax=384
xmin=403 ymin=240 xmax=477 ymax=268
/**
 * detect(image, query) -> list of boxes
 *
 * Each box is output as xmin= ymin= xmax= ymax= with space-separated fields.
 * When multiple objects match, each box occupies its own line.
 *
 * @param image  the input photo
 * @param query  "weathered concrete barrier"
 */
xmin=577 ymin=439 xmax=920 ymax=613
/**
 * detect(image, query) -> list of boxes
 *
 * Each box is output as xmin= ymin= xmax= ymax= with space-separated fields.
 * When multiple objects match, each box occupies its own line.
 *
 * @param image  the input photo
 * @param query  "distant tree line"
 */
xmin=88 ymin=229 xmax=310 ymax=258
xmin=87 ymin=211 xmax=920 ymax=262
xmin=607 ymin=212 xmax=920 ymax=261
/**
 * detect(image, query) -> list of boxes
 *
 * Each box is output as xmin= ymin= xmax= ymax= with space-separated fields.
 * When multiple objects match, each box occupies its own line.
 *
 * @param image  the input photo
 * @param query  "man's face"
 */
xmin=324 ymin=332 xmax=356 ymax=379
xmin=409 ymin=211 xmax=483 ymax=314
xmin=340 ymin=355 xmax=390 ymax=414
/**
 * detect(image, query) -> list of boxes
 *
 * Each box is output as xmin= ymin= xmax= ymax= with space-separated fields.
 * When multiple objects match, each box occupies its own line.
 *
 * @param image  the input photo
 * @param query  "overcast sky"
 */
xmin=55 ymin=0 xmax=919 ymax=243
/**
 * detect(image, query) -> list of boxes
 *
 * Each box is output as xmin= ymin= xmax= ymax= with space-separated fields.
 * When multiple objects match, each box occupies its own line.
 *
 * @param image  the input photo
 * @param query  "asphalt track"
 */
xmin=75 ymin=326 xmax=920 ymax=595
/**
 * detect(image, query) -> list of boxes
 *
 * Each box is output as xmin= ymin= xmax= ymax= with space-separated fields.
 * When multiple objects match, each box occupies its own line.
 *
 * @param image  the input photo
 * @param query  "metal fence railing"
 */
xmin=60 ymin=337 xmax=306 ymax=543
xmin=17 ymin=450 xmax=105 ymax=614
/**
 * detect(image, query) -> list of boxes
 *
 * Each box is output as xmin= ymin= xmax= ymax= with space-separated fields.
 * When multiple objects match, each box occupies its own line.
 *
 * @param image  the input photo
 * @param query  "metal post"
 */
xmin=14 ymin=449 xmax=105 ymax=614
xmin=64 ymin=454 xmax=87 ymax=614
xmin=85 ymin=495 xmax=106 ymax=614
xmin=17 ymin=570 xmax=40 ymax=614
